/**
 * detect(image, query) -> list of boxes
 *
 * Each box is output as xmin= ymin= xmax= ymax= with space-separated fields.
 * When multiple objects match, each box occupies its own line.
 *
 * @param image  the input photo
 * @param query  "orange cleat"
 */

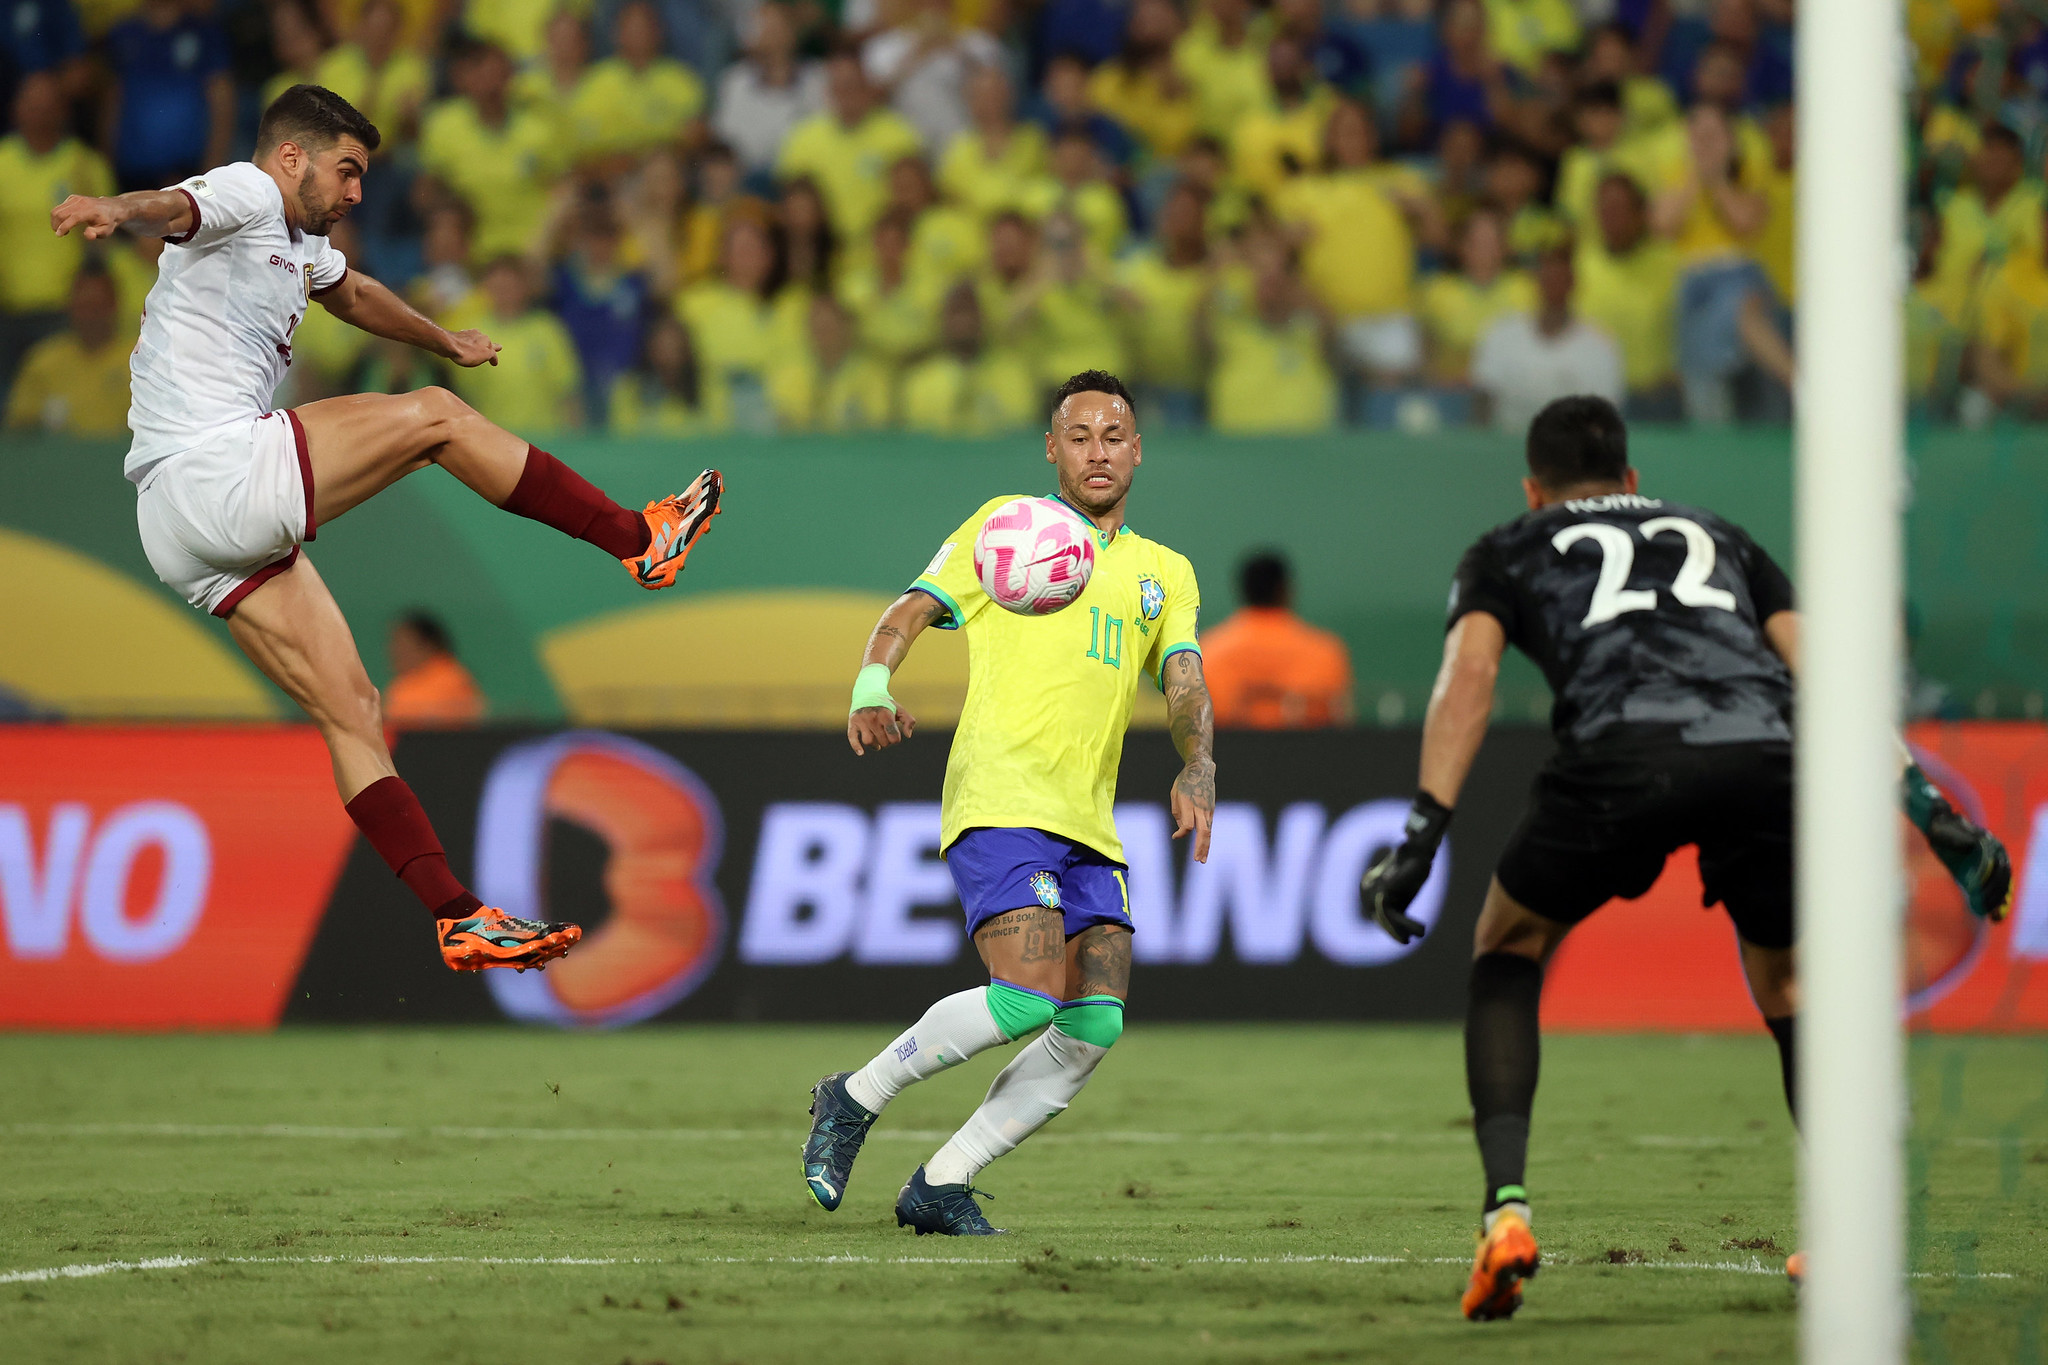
xmin=1462 ymin=1209 xmax=1541 ymax=1322
xmin=436 ymin=907 xmax=583 ymax=972
xmin=626 ymin=469 xmax=723 ymax=590
xmin=1785 ymin=1251 xmax=1804 ymax=1285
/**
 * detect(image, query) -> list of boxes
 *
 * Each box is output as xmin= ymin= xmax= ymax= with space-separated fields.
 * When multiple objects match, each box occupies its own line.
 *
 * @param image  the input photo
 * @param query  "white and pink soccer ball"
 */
xmin=973 ymin=497 xmax=1096 ymax=615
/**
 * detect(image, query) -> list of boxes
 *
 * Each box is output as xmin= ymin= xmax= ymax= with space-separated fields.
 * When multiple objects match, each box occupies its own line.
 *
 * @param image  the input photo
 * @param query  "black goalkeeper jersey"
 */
xmin=1448 ymin=493 xmax=1796 ymax=749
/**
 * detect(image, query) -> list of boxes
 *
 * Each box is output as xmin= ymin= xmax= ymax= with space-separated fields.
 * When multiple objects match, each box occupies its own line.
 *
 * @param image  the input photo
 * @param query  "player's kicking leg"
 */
xmin=225 ymin=554 xmax=576 ymax=970
xmin=292 ymin=387 xmax=721 ymax=589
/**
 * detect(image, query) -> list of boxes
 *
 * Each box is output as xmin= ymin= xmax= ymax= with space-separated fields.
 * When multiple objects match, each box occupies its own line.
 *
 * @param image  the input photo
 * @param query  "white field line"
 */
xmin=15 ymin=1122 xmax=2019 ymax=1149
xmin=4 ymin=1122 xmax=1825 ymax=1148
xmin=0 ymin=1250 xmax=2016 ymax=1288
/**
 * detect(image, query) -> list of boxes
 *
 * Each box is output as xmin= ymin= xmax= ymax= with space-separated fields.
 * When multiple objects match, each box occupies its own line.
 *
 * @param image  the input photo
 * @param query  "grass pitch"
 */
xmin=0 ymin=1026 xmax=2039 ymax=1364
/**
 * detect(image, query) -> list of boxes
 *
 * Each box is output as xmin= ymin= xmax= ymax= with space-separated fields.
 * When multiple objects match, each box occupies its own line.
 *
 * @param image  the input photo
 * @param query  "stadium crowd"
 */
xmin=0 ymin=0 xmax=2040 ymax=436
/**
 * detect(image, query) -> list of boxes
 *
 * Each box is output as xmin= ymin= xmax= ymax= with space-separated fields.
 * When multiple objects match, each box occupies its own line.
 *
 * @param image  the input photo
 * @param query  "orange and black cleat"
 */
xmin=1785 ymin=1251 xmax=1804 ymax=1285
xmin=626 ymin=468 xmax=723 ymax=590
xmin=1462 ymin=1209 xmax=1540 ymax=1322
xmin=437 ymin=907 xmax=583 ymax=972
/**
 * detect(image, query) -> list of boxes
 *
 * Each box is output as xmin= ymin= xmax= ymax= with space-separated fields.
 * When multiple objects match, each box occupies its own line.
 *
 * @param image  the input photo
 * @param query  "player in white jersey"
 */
xmin=52 ymin=85 xmax=724 ymax=972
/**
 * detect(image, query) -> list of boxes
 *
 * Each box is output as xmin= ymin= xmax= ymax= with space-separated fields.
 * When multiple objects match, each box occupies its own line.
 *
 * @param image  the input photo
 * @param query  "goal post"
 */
xmin=1795 ymin=2 xmax=1907 ymax=1361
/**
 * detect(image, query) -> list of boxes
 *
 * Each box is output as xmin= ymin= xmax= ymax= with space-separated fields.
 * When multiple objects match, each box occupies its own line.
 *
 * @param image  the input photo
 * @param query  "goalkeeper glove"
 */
xmin=1361 ymin=791 xmax=1452 ymax=945
xmin=1902 ymin=762 xmax=2014 ymax=922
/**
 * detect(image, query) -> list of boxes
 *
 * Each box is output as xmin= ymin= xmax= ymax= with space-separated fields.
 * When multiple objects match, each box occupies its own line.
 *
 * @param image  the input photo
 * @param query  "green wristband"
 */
xmin=850 ymin=663 xmax=896 ymax=715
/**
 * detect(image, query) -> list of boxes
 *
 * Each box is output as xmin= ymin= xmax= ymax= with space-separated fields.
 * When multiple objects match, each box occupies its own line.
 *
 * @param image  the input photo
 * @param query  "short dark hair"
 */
xmin=1983 ymin=122 xmax=2023 ymax=155
xmin=258 ymin=84 xmax=381 ymax=156
xmin=397 ymin=610 xmax=451 ymax=652
xmin=1239 ymin=551 xmax=1290 ymax=607
xmin=1049 ymin=370 xmax=1135 ymax=424
xmin=1526 ymin=395 xmax=1629 ymax=490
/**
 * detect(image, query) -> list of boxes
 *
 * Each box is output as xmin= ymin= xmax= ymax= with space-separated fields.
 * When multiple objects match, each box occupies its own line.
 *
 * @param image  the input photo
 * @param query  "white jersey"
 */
xmin=124 ymin=161 xmax=349 ymax=483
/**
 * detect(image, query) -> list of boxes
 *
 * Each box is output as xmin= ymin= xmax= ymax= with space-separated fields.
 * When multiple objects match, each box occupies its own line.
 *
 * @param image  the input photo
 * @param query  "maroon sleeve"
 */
xmin=163 ymin=186 xmax=202 ymax=246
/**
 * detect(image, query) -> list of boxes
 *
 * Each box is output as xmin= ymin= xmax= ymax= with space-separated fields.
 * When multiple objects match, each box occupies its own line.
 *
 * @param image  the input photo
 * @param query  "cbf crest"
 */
xmin=1138 ymin=575 xmax=1165 ymax=623
xmin=1028 ymin=870 xmax=1062 ymax=910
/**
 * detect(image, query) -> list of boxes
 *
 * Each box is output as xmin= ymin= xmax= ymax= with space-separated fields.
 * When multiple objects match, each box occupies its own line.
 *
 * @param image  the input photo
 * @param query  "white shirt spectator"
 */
xmin=1471 ymin=314 xmax=1625 ymax=435
xmin=714 ymin=58 xmax=827 ymax=174
xmin=126 ymin=161 xmax=347 ymax=482
xmin=862 ymin=21 xmax=1003 ymax=153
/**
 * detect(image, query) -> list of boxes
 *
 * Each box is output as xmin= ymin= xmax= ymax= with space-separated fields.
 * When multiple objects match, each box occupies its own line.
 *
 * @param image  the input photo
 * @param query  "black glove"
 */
xmin=1903 ymin=762 xmax=2014 ymax=922
xmin=1361 ymin=791 xmax=1453 ymax=944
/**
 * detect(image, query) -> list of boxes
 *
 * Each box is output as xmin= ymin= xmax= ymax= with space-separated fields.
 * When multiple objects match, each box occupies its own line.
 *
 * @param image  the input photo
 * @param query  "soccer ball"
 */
xmin=973 ymin=497 xmax=1096 ymax=615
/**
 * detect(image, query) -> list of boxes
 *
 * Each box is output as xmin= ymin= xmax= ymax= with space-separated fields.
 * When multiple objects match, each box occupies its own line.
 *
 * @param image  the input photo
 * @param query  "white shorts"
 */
xmin=135 ymin=409 xmax=315 ymax=616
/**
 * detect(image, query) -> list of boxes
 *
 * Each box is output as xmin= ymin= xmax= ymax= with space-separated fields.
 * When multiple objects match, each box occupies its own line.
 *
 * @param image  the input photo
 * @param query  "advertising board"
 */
xmin=4 ymin=724 xmax=2043 ymax=1031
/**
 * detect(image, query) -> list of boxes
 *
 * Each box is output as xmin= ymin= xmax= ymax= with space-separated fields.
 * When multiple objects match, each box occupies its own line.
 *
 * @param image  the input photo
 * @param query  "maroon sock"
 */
xmin=343 ymin=776 xmax=484 ymax=920
xmin=502 ymin=445 xmax=650 ymax=559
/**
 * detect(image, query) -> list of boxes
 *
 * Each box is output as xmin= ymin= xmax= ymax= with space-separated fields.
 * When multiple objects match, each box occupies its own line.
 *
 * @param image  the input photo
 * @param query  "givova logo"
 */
xmin=740 ymin=800 xmax=1448 ymax=967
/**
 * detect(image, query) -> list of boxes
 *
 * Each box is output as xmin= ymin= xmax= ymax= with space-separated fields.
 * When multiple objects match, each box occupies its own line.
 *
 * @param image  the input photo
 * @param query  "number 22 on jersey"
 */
xmin=1551 ymin=517 xmax=1738 ymax=628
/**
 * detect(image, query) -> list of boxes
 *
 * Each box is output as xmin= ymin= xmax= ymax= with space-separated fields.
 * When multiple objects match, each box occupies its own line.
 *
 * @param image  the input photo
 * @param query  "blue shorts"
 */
xmin=946 ymin=827 xmax=1133 ymax=939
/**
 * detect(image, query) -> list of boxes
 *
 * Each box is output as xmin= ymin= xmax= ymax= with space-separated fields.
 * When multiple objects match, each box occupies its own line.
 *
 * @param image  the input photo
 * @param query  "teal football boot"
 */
xmin=802 ymin=1072 xmax=876 ymax=1211
xmin=895 ymin=1166 xmax=1004 ymax=1236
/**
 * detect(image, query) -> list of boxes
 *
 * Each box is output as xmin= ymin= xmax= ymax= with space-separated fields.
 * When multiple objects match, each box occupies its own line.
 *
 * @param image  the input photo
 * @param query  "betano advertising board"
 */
xmin=1 ymin=724 xmax=2043 ymax=1031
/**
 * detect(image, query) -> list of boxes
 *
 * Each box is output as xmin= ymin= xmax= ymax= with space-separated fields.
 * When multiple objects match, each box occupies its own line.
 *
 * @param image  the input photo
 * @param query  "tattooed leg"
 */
xmin=924 ymin=923 xmax=1130 ymax=1188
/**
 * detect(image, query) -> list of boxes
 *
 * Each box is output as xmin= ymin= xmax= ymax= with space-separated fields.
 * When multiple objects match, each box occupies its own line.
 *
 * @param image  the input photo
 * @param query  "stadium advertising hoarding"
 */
xmin=2 ymin=723 xmax=2044 ymax=1031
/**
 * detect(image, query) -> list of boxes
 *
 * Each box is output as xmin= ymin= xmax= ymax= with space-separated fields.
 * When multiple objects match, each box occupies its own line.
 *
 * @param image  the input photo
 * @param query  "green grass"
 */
xmin=0 ymin=1026 xmax=2040 ymax=1364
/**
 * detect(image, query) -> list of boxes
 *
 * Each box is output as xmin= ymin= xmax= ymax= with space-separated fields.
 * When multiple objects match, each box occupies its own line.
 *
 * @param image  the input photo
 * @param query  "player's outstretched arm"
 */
xmin=847 ymin=591 xmax=944 ymax=755
xmin=316 ymin=271 xmax=502 ymax=367
xmin=1771 ymin=606 xmax=2012 ymax=918
xmin=1362 ymin=611 xmax=1507 ymax=943
xmin=51 ymin=189 xmax=193 ymax=241
xmin=1163 ymin=651 xmax=1215 ymax=863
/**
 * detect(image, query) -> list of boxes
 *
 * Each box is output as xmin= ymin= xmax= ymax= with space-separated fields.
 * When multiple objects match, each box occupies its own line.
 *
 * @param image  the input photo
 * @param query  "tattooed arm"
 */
xmin=847 ymin=591 xmax=947 ymax=755
xmin=1163 ymin=650 xmax=1215 ymax=863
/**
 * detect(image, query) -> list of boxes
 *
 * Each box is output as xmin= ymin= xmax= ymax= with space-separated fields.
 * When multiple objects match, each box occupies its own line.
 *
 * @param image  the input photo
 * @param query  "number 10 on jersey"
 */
xmin=1085 ymin=606 xmax=1124 ymax=669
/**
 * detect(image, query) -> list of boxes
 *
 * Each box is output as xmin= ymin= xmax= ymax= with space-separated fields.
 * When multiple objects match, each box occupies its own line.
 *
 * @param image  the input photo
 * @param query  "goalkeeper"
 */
xmin=1358 ymin=395 xmax=2014 ymax=1322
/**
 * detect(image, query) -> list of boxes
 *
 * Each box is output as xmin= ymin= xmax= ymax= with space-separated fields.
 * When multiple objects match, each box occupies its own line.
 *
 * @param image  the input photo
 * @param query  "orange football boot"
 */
xmin=625 ymin=468 xmax=723 ymax=590
xmin=1785 ymin=1251 xmax=1805 ymax=1285
xmin=1462 ymin=1209 xmax=1541 ymax=1322
xmin=436 ymin=907 xmax=583 ymax=972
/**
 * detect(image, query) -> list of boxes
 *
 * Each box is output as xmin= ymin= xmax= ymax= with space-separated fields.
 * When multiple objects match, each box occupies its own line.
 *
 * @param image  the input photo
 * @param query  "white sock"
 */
xmin=843 ymin=987 xmax=1009 ymax=1114
xmin=923 ymin=1027 xmax=1110 ymax=1186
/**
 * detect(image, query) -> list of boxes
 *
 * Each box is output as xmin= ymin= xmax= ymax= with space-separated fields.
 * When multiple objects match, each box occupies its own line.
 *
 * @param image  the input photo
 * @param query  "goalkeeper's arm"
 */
xmin=847 ymin=590 xmax=947 ymax=756
xmin=1766 ymin=610 xmax=2014 ymax=921
xmin=1362 ymin=612 xmax=1508 ymax=944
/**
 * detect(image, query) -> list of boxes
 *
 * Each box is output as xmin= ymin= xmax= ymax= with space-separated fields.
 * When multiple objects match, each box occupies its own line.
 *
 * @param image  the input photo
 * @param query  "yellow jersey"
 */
xmin=937 ymin=125 xmax=1049 ymax=216
xmin=898 ymin=350 xmax=1040 ymax=434
xmin=417 ymin=98 xmax=564 ymax=259
xmin=776 ymin=109 xmax=925 ymax=240
xmin=1978 ymin=256 xmax=2048 ymax=388
xmin=446 ymin=307 xmax=583 ymax=432
xmin=312 ymin=44 xmax=433 ymax=146
xmin=913 ymin=494 xmax=1202 ymax=858
xmin=1115 ymin=249 xmax=1210 ymax=390
xmin=568 ymin=57 xmax=705 ymax=160
xmin=1574 ymin=237 xmax=1681 ymax=389
xmin=1273 ymin=170 xmax=1415 ymax=317
xmin=0 ymin=135 xmax=113 ymax=311
xmin=4 ymin=333 xmax=131 ymax=435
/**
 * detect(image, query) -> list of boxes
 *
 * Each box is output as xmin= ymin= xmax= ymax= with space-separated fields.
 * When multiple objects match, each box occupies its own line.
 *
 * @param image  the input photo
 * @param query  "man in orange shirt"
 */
xmin=1201 ymin=551 xmax=1354 ymax=728
xmin=385 ymin=612 xmax=485 ymax=727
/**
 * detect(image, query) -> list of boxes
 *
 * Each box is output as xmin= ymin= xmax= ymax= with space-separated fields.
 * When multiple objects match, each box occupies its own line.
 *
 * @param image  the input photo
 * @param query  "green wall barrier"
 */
xmin=0 ymin=425 xmax=2039 ymax=721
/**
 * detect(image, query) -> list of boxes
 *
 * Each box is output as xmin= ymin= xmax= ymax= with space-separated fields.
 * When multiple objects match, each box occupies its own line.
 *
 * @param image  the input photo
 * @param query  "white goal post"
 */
xmin=1795 ymin=2 xmax=1907 ymax=1361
